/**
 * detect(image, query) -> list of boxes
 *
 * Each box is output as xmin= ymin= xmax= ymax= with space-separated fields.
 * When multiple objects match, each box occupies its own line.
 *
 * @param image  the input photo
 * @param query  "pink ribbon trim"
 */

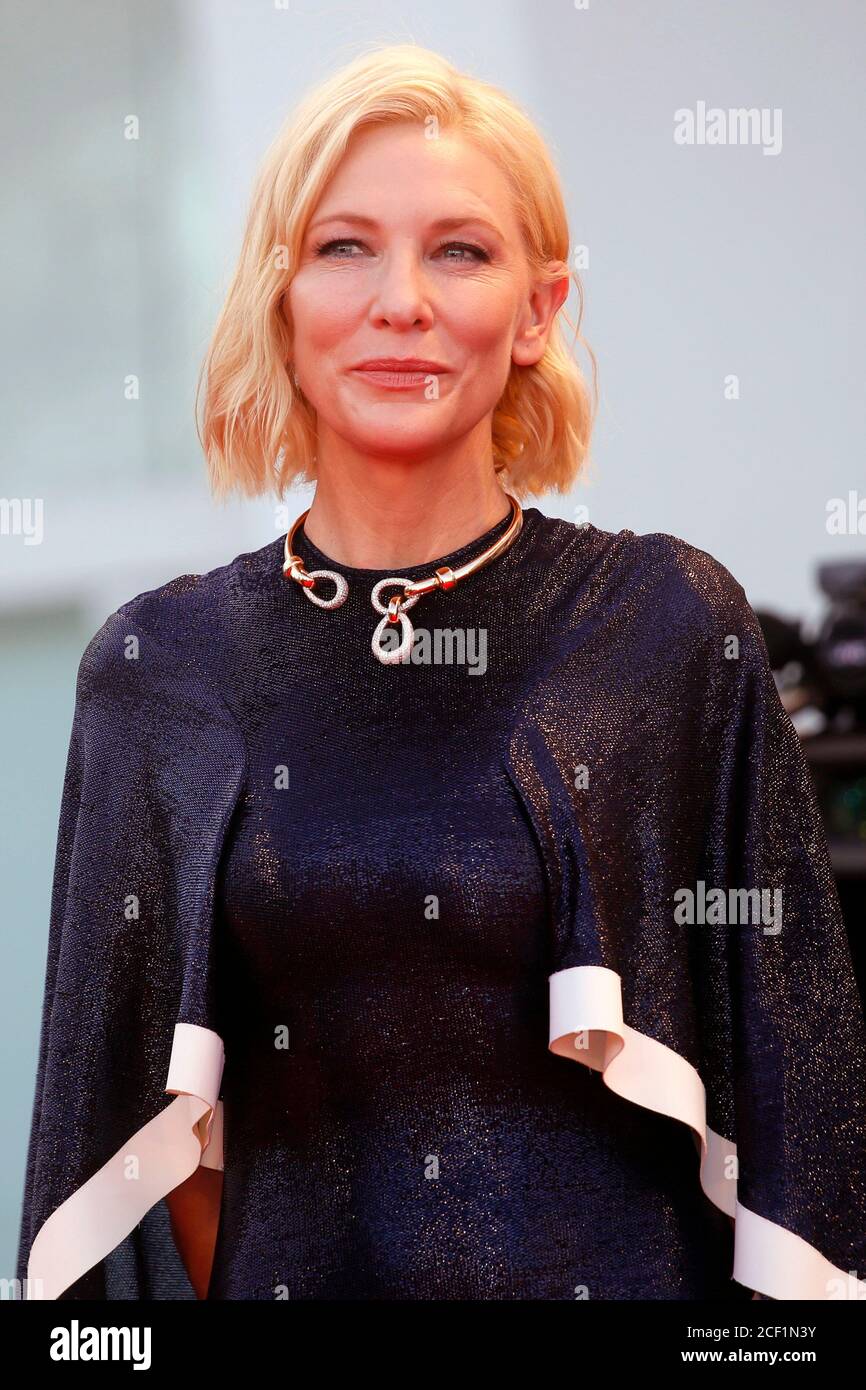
xmin=25 ymin=1022 xmax=224 ymax=1301
xmin=549 ymin=964 xmax=866 ymax=1301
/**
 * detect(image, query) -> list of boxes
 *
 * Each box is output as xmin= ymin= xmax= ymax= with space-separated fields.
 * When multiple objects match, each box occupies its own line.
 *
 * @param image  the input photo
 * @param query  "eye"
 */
xmin=313 ymin=238 xmax=364 ymax=258
xmin=312 ymin=237 xmax=490 ymax=263
xmin=436 ymin=241 xmax=490 ymax=264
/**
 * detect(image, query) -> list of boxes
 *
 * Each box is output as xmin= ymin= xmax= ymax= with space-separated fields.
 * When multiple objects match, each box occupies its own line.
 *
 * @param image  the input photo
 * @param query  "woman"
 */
xmin=17 ymin=43 xmax=866 ymax=1302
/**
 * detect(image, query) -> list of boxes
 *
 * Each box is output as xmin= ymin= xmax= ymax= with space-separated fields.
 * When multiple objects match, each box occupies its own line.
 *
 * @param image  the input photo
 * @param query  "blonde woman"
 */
xmin=18 ymin=43 xmax=866 ymax=1302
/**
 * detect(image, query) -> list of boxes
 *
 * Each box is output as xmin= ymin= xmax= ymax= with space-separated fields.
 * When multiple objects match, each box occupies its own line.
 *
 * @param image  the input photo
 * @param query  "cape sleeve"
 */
xmin=521 ymin=543 xmax=866 ymax=1300
xmin=15 ymin=663 xmax=87 ymax=1294
xmin=15 ymin=610 xmax=240 ymax=1300
xmin=693 ymin=588 xmax=866 ymax=1298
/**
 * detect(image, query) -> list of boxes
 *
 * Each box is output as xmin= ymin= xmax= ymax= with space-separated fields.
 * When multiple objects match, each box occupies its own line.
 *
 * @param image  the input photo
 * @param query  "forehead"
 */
xmin=312 ymin=123 xmax=519 ymax=232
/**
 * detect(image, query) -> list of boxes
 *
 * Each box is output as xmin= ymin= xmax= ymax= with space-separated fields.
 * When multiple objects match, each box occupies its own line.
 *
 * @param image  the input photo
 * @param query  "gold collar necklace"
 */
xmin=282 ymin=494 xmax=523 ymax=665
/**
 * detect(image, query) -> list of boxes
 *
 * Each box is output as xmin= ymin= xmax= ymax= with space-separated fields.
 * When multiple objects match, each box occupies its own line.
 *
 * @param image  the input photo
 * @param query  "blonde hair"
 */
xmin=197 ymin=42 xmax=597 ymax=502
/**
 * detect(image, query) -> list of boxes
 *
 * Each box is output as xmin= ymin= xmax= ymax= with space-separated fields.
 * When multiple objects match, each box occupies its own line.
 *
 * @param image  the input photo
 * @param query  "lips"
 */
xmin=350 ymin=358 xmax=450 ymax=391
xmin=352 ymin=359 xmax=448 ymax=372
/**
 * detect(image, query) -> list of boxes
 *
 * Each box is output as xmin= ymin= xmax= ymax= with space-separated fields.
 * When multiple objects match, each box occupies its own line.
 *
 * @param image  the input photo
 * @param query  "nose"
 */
xmin=368 ymin=243 xmax=434 ymax=330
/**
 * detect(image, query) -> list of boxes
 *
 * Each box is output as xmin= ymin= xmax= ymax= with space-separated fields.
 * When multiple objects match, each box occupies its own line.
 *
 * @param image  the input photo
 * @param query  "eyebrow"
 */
xmin=307 ymin=212 xmax=505 ymax=240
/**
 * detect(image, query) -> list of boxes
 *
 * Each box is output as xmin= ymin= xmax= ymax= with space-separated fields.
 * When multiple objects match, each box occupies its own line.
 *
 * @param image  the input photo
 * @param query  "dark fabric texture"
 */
xmin=15 ymin=504 xmax=866 ymax=1300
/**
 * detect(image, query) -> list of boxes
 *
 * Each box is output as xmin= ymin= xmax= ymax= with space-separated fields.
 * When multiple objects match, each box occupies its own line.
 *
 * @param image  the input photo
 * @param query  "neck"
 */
xmin=299 ymin=428 xmax=513 ymax=570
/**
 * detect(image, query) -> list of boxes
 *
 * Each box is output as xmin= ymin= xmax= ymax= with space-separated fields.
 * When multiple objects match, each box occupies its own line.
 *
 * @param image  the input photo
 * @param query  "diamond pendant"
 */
xmin=296 ymin=569 xmax=349 ymax=610
xmin=370 ymin=577 xmax=421 ymax=665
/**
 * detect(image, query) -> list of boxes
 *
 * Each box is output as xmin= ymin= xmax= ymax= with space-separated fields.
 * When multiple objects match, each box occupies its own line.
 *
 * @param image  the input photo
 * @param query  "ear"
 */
xmin=511 ymin=264 xmax=572 ymax=369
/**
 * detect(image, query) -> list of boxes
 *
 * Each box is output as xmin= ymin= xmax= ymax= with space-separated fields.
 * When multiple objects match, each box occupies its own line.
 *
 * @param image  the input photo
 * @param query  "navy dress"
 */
xmin=204 ymin=507 xmax=746 ymax=1301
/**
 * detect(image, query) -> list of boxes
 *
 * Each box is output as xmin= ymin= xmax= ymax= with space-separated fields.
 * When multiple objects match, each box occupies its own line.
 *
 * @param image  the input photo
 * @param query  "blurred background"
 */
xmin=2 ymin=0 xmax=864 ymax=1281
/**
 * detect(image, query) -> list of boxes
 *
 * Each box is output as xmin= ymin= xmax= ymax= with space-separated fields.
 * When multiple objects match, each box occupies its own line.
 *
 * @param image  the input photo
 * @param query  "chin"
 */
xmin=337 ymin=410 xmax=463 ymax=455
xmin=346 ymin=431 xmax=454 ymax=461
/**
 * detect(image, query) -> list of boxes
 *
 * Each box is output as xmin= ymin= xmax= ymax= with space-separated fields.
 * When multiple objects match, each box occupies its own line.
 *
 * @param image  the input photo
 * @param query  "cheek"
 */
xmin=442 ymin=284 xmax=521 ymax=358
xmin=289 ymin=275 xmax=366 ymax=354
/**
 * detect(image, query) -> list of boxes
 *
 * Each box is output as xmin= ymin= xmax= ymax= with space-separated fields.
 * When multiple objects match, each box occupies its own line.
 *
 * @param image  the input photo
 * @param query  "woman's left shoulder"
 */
xmin=530 ymin=509 xmax=757 ymax=640
xmin=628 ymin=527 xmax=755 ymax=627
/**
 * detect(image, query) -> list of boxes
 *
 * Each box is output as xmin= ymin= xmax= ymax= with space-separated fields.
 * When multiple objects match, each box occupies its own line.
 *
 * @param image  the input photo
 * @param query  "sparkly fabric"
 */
xmin=16 ymin=505 xmax=866 ymax=1300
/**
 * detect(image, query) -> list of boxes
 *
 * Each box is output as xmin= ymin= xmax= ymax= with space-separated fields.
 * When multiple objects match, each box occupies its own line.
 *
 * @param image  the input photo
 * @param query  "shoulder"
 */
xmin=519 ymin=514 xmax=773 ymax=734
xmin=633 ymin=530 xmax=768 ymax=678
xmin=628 ymin=527 xmax=757 ymax=635
xmin=77 ymin=533 xmax=285 ymax=688
xmin=523 ymin=511 xmax=769 ymax=710
xmin=527 ymin=507 xmax=756 ymax=636
xmin=117 ymin=532 xmax=284 ymax=634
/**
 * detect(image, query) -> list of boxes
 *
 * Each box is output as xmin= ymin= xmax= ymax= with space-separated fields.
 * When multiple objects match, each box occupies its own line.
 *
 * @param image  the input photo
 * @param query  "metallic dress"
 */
xmin=18 ymin=506 xmax=866 ymax=1301
xmin=205 ymin=507 xmax=744 ymax=1300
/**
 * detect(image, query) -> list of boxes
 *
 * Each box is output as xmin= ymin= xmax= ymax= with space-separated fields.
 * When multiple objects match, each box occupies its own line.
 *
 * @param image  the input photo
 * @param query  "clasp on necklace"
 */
xmin=283 ymin=554 xmax=315 ymax=588
xmin=404 ymin=565 xmax=457 ymax=599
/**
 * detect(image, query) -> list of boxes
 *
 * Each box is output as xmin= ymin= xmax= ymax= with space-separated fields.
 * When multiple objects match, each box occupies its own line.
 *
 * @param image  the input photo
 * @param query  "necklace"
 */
xmin=282 ymin=494 xmax=523 ymax=665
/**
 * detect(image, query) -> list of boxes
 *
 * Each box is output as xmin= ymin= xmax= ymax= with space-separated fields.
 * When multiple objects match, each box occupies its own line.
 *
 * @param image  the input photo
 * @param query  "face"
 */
xmin=286 ymin=122 xmax=568 ymax=463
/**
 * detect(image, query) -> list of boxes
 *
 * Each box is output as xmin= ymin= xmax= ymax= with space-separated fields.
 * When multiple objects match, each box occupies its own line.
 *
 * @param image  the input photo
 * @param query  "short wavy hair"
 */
xmin=196 ymin=42 xmax=597 ymax=503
